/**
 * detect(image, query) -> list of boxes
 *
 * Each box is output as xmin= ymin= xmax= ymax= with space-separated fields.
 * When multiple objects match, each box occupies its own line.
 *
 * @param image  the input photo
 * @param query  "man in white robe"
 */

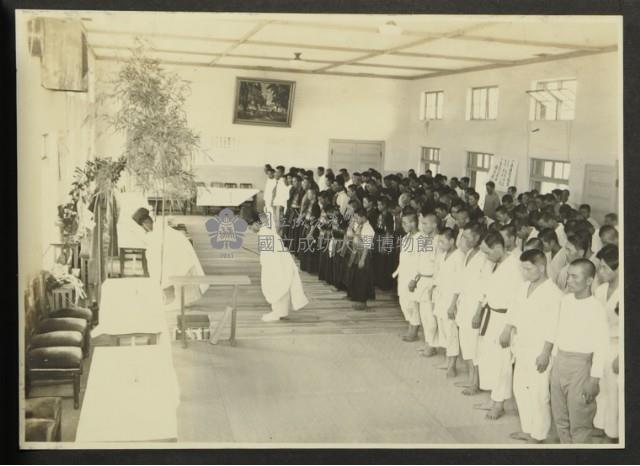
xmin=393 ymin=208 xmax=421 ymax=342
xmin=455 ymin=223 xmax=489 ymax=395
xmin=500 ymin=249 xmax=562 ymax=443
xmin=247 ymin=211 xmax=308 ymax=322
xmin=263 ymin=167 xmax=277 ymax=217
xmin=132 ymin=208 xmax=208 ymax=311
xmin=473 ymin=231 xmax=525 ymax=420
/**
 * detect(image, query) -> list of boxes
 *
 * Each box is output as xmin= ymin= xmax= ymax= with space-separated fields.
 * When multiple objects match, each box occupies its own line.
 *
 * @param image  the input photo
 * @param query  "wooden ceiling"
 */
xmin=40 ymin=12 xmax=622 ymax=80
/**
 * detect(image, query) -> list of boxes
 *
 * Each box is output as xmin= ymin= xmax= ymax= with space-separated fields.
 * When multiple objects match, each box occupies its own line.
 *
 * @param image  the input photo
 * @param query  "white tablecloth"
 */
xmin=197 ymin=187 xmax=258 ymax=206
xmin=76 ymin=345 xmax=180 ymax=442
xmin=93 ymin=278 xmax=167 ymax=340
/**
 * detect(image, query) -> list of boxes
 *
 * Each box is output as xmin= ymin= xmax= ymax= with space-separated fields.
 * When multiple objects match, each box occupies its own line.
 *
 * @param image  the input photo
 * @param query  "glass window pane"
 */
xmin=543 ymin=162 xmax=553 ymax=178
xmin=553 ymin=162 xmax=564 ymax=179
xmin=563 ymin=163 xmax=571 ymax=180
xmin=488 ymin=88 xmax=498 ymax=119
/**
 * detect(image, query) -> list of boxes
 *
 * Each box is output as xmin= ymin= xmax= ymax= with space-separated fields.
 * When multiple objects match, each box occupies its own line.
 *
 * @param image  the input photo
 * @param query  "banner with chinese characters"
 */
xmin=488 ymin=157 xmax=518 ymax=192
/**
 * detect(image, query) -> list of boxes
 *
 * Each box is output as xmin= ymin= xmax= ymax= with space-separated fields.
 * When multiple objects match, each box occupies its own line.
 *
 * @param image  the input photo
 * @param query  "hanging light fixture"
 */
xmin=378 ymin=20 xmax=403 ymax=36
xmin=288 ymin=52 xmax=303 ymax=69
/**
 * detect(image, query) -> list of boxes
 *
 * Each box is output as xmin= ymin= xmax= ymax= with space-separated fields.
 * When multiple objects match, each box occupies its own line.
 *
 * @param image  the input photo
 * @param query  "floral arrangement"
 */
xmin=55 ymin=156 xmax=127 ymax=244
xmin=70 ymin=156 xmax=127 ymax=203
xmin=45 ymin=263 xmax=86 ymax=304
xmin=56 ymin=202 xmax=79 ymax=238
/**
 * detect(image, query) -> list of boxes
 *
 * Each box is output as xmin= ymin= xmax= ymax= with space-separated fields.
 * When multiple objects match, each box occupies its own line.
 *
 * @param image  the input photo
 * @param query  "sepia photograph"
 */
xmin=15 ymin=9 xmax=623 ymax=451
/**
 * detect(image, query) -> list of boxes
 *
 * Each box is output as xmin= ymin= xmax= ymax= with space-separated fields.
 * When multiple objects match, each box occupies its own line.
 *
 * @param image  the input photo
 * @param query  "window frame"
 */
xmin=528 ymin=78 xmax=577 ymax=121
xmin=529 ymin=158 xmax=571 ymax=191
xmin=466 ymin=151 xmax=493 ymax=189
xmin=422 ymin=90 xmax=444 ymax=121
xmin=421 ymin=147 xmax=441 ymax=174
xmin=469 ymin=85 xmax=498 ymax=121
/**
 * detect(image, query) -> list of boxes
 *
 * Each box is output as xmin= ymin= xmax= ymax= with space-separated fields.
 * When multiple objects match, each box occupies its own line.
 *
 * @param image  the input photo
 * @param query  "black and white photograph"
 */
xmin=15 ymin=10 xmax=624 ymax=450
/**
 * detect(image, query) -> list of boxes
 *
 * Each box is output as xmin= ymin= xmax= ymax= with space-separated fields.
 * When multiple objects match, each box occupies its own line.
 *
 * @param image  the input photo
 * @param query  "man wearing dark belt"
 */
xmin=550 ymin=259 xmax=609 ymax=443
xmin=472 ymin=231 xmax=525 ymax=420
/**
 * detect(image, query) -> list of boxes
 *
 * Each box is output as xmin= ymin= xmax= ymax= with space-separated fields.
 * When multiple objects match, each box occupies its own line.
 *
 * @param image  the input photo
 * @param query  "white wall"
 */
xmin=17 ymin=12 xmax=97 ymax=285
xmin=95 ymin=62 xmax=412 ymax=173
xmin=406 ymin=51 xmax=619 ymax=206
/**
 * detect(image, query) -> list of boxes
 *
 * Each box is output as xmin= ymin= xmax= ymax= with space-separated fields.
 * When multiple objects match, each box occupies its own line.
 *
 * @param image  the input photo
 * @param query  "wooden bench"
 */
xmin=168 ymin=275 xmax=251 ymax=348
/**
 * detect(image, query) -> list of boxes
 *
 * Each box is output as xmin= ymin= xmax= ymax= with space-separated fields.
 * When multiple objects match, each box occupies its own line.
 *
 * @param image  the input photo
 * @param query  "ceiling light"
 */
xmin=289 ymin=52 xmax=303 ymax=69
xmin=378 ymin=21 xmax=403 ymax=36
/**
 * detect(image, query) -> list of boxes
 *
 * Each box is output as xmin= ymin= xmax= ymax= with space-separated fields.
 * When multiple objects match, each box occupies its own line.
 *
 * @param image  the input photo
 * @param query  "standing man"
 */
xmin=550 ymin=259 xmax=609 ymax=443
xmin=316 ymin=166 xmax=326 ymax=191
xmin=473 ymin=231 xmax=525 ymax=420
xmin=263 ymin=166 xmax=276 ymax=221
xmin=393 ymin=207 xmax=421 ymax=342
xmin=456 ymin=223 xmax=489 ymax=396
xmin=501 ymin=249 xmax=562 ymax=443
xmin=483 ymin=181 xmax=501 ymax=220
xmin=272 ymin=166 xmax=289 ymax=234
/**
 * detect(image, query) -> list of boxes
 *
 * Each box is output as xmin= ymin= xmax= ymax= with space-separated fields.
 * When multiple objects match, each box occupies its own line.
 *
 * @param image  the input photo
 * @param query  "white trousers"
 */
xmin=456 ymin=296 xmax=480 ymax=363
xmin=477 ymin=311 xmax=513 ymax=402
xmin=437 ymin=315 xmax=460 ymax=357
xmin=594 ymin=340 xmax=619 ymax=438
xmin=419 ymin=300 xmax=438 ymax=346
xmin=271 ymin=290 xmax=291 ymax=317
xmin=513 ymin=349 xmax=551 ymax=441
xmin=400 ymin=297 xmax=421 ymax=326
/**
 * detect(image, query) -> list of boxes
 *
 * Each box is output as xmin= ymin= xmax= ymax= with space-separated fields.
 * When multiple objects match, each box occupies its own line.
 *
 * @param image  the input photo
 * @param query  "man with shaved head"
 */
xmin=499 ymin=249 xmax=562 ymax=443
xmin=550 ymin=258 xmax=609 ymax=443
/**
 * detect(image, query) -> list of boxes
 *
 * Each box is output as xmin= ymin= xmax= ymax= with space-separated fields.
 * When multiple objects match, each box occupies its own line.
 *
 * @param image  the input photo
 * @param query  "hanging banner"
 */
xmin=488 ymin=157 xmax=518 ymax=192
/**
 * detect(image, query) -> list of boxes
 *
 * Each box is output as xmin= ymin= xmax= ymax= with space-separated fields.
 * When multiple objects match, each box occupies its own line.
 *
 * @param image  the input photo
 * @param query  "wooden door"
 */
xmin=582 ymin=163 xmax=617 ymax=224
xmin=328 ymin=140 xmax=384 ymax=174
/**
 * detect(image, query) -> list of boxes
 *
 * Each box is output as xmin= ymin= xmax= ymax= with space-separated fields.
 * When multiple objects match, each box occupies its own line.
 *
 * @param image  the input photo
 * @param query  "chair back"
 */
xmin=119 ymin=248 xmax=149 ymax=278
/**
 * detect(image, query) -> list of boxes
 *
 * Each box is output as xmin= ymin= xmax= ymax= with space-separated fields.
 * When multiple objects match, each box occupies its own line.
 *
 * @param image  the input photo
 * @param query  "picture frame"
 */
xmin=232 ymin=77 xmax=296 ymax=128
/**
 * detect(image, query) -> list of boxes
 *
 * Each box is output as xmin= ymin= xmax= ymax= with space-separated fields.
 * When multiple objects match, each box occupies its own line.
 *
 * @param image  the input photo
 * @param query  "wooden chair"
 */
xmin=119 ymin=248 xmax=149 ymax=278
xmin=24 ymin=279 xmax=84 ymax=409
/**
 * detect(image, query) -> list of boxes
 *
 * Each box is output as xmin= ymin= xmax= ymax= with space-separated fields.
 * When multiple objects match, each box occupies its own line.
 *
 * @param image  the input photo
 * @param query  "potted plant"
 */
xmin=105 ymin=43 xmax=199 ymax=281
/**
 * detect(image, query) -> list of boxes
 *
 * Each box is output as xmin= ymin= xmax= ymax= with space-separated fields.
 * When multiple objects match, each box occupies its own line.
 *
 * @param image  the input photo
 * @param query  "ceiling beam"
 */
xmin=456 ymin=34 xmax=608 ymax=52
xmin=313 ymin=22 xmax=496 ymax=73
xmin=94 ymin=54 xmax=415 ymax=80
xmin=90 ymin=44 xmax=450 ymax=71
xmin=409 ymin=45 xmax=617 ymax=80
xmin=208 ymin=20 xmax=271 ymax=65
xmin=394 ymin=51 xmax=516 ymax=64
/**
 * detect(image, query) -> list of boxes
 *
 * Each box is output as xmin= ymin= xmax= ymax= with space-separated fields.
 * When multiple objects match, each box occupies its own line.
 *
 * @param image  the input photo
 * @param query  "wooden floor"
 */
xmin=181 ymin=215 xmax=407 ymax=339
xmin=30 ymin=215 xmax=527 ymax=445
xmin=169 ymin=216 xmax=523 ymax=445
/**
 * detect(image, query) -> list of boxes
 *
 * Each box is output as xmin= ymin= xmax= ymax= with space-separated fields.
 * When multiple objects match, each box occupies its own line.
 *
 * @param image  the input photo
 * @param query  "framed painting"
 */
xmin=233 ymin=77 xmax=296 ymax=128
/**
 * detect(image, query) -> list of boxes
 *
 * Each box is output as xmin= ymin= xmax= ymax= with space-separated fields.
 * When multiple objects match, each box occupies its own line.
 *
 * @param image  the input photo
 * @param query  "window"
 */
xmin=420 ymin=90 xmax=444 ymax=120
xmin=421 ymin=147 xmax=440 ymax=174
xmin=530 ymin=158 xmax=571 ymax=193
xmin=527 ymin=78 xmax=577 ymax=121
xmin=469 ymin=86 xmax=498 ymax=120
xmin=467 ymin=151 xmax=493 ymax=205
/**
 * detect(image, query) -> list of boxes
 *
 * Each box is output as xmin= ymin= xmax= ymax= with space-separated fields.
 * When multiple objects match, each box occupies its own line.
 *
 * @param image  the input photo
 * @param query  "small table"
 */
xmin=196 ymin=187 xmax=258 ymax=206
xmin=75 ymin=345 xmax=180 ymax=443
xmin=168 ymin=275 xmax=251 ymax=348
